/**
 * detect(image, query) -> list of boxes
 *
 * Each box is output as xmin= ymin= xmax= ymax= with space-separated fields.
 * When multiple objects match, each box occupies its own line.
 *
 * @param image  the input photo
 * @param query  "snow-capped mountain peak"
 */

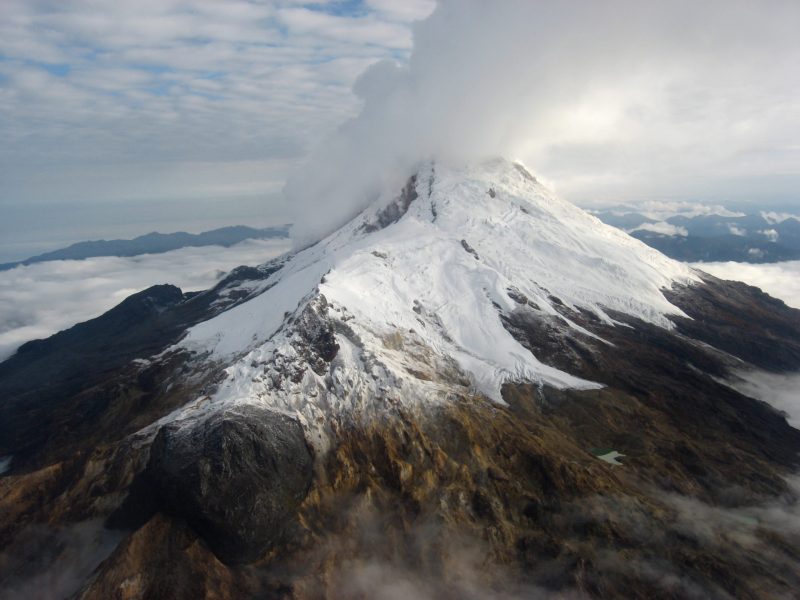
xmin=5 ymin=159 xmax=800 ymax=600
xmin=172 ymin=159 xmax=698 ymax=449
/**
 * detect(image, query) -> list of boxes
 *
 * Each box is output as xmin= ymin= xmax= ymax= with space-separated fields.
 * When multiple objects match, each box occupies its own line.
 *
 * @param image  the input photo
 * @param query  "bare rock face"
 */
xmin=146 ymin=405 xmax=313 ymax=565
xmin=293 ymin=295 xmax=339 ymax=376
xmin=361 ymin=174 xmax=418 ymax=233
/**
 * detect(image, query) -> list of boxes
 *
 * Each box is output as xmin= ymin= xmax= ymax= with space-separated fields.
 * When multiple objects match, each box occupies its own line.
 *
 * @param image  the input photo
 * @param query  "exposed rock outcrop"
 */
xmin=146 ymin=405 xmax=314 ymax=565
xmin=361 ymin=175 xmax=419 ymax=233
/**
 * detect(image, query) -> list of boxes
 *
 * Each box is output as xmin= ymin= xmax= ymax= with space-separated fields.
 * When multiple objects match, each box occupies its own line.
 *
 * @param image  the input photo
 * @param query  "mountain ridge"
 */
xmin=594 ymin=207 xmax=800 ymax=263
xmin=0 ymin=224 xmax=290 ymax=271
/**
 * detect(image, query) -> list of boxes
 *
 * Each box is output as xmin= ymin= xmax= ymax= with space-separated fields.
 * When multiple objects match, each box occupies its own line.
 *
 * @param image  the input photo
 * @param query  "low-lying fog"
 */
xmin=0 ymin=238 xmax=290 ymax=361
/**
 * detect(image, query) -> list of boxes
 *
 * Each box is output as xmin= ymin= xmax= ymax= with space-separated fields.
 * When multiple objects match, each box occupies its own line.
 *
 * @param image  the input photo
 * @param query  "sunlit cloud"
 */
xmin=1 ymin=0 xmax=797 ymax=226
xmin=629 ymin=222 xmax=688 ymax=237
xmin=283 ymin=0 xmax=800 ymax=243
xmin=694 ymin=260 xmax=800 ymax=309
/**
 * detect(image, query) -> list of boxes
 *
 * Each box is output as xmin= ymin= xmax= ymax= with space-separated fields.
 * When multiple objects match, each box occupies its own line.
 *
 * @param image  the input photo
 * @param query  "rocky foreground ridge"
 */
xmin=2 ymin=160 xmax=800 ymax=599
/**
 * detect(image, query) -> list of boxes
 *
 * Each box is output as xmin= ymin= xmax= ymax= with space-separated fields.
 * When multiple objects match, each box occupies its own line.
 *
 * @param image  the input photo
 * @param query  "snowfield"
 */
xmin=170 ymin=159 xmax=699 ymax=450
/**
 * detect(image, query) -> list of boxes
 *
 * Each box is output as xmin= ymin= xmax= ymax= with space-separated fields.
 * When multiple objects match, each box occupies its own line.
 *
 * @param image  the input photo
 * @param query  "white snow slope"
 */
xmin=166 ymin=159 xmax=698 ymax=451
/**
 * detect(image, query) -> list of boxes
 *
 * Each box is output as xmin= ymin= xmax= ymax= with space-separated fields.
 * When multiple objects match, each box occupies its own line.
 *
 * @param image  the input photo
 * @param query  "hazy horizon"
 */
xmin=5 ymin=191 xmax=800 ymax=265
xmin=0 ymin=193 xmax=290 ymax=263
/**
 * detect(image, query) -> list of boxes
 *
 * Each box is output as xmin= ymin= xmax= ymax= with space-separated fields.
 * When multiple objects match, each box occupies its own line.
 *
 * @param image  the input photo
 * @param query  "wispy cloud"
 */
xmin=629 ymin=222 xmax=688 ymax=237
xmin=726 ymin=370 xmax=800 ymax=428
xmin=620 ymin=200 xmax=745 ymax=220
xmin=0 ymin=519 xmax=123 ymax=600
xmin=2 ymin=0 xmax=797 ymax=223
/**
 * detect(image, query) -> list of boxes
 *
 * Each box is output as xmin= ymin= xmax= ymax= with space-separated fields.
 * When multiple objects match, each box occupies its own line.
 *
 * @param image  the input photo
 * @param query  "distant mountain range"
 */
xmin=592 ymin=207 xmax=800 ymax=262
xmin=0 ymin=225 xmax=291 ymax=271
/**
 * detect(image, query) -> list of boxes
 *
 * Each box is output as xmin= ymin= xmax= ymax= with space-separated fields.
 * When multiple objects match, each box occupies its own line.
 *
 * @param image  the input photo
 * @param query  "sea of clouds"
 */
xmin=693 ymin=261 xmax=800 ymax=309
xmin=0 ymin=239 xmax=290 ymax=361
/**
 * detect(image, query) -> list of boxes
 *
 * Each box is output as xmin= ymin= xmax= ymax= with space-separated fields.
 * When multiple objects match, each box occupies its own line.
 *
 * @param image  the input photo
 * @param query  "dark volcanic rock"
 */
xmin=500 ymin=275 xmax=800 ymax=500
xmin=665 ymin=273 xmax=800 ymax=371
xmin=293 ymin=295 xmax=339 ymax=376
xmin=362 ymin=175 xmax=418 ymax=233
xmin=460 ymin=239 xmax=480 ymax=259
xmin=0 ymin=254 xmax=289 ymax=470
xmin=147 ymin=405 xmax=313 ymax=564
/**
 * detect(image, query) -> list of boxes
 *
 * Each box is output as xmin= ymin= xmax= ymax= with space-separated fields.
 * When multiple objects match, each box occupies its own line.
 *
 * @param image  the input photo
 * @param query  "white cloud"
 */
xmin=760 ymin=229 xmax=780 ymax=242
xmin=2 ymin=0 xmax=799 ymax=230
xmin=727 ymin=371 xmax=800 ymax=427
xmin=727 ymin=224 xmax=746 ymax=236
xmin=0 ymin=239 xmax=290 ymax=361
xmin=629 ymin=222 xmax=688 ymax=237
xmin=692 ymin=260 xmax=800 ymax=309
xmin=761 ymin=211 xmax=800 ymax=225
xmin=364 ymin=0 xmax=436 ymax=23
xmin=0 ymin=0 xmax=418 ymax=205
xmin=633 ymin=200 xmax=745 ymax=220
xmin=277 ymin=8 xmax=414 ymax=48
xmin=286 ymin=0 xmax=800 ymax=244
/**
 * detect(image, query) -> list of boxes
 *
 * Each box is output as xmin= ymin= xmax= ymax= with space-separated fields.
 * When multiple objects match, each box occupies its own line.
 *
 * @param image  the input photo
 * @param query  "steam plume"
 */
xmin=285 ymin=0 xmax=800 ymax=246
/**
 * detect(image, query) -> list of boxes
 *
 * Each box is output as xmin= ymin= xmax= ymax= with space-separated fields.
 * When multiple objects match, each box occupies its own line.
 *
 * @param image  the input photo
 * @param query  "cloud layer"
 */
xmin=0 ymin=0 xmax=434 ymax=205
xmin=693 ymin=260 xmax=800 ymax=309
xmin=2 ymin=0 xmax=798 ymax=225
xmin=728 ymin=371 xmax=800 ymax=428
xmin=286 ymin=0 xmax=800 ymax=244
xmin=701 ymin=258 xmax=800 ymax=430
xmin=630 ymin=222 xmax=688 ymax=237
xmin=0 ymin=239 xmax=290 ymax=361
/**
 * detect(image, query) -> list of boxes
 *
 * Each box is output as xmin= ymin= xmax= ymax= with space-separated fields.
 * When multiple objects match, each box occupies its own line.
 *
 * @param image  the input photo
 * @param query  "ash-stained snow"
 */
xmin=168 ymin=159 xmax=698 ymax=448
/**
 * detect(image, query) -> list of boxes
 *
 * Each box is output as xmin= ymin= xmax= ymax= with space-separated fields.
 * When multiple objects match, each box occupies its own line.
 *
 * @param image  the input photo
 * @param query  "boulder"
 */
xmin=147 ymin=404 xmax=313 ymax=564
